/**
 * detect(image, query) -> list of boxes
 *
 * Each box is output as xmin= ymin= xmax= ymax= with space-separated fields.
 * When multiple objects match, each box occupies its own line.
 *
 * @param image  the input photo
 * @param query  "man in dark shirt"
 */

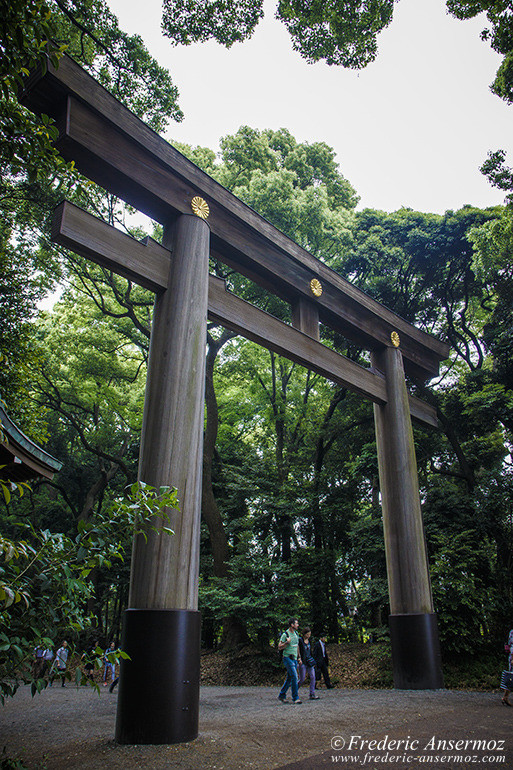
xmin=313 ymin=632 xmax=333 ymax=689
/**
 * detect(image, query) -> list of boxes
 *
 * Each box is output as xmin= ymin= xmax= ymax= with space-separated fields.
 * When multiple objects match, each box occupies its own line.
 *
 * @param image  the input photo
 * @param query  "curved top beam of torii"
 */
xmin=20 ymin=55 xmax=449 ymax=383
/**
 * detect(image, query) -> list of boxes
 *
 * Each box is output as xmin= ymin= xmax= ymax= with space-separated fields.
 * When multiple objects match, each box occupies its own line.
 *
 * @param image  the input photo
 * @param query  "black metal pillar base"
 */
xmin=389 ymin=612 xmax=444 ymax=690
xmin=115 ymin=608 xmax=201 ymax=744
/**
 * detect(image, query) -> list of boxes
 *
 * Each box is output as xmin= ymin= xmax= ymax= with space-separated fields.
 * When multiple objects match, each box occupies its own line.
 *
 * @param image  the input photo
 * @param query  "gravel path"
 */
xmin=1 ymin=684 xmax=512 ymax=769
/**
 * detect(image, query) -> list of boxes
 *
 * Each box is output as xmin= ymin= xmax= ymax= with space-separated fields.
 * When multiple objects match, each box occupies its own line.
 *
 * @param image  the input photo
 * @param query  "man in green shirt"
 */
xmin=278 ymin=617 xmax=302 ymax=704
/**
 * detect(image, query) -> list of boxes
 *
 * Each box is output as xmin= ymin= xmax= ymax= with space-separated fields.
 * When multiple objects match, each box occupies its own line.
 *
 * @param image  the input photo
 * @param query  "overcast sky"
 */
xmin=106 ymin=0 xmax=512 ymax=215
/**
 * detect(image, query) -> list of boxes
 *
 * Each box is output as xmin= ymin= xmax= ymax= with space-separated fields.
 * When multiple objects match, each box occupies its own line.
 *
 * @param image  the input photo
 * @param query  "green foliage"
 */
xmin=0 ymin=746 xmax=30 ymax=770
xmin=0 ymin=518 xmax=118 ymax=701
xmin=448 ymin=0 xmax=513 ymax=103
xmin=0 ymin=474 xmax=30 ymax=507
xmin=218 ymin=126 xmax=359 ymax=221
xmin=161 ymin=0 xmax=395 ymax=67
xmin=52 ymin=0 xmax=183 ymax=131
xmin=115 ymin=480 xmax=178 ymax=541
xmin=200 ymin=552 xmax=301 ymax=642
xmin=347 ymin=510 xmax=389 ymax=623
xmin=276 ymin=0 xmax=394 ymax=67
xmin=443 ymin=649 xmax=503 ymax=690
xmin=0 ymin=0 xmax=65 ymax=94
xmin=161 ymin=0 xmax=513 ymax=105
xmin=0 ymin=1 xmax=68 ymax=193
xmin=430 ymin=531 xmax=498 ymax=656
xmin=162 ymin=0 xmax=264 ymax=47
xmin=0 ymin=480 xmax=177 ymax=701
xmin=480 ymin=150 xmax=513 ymax=205
xmin=0 ymin=0 xmax=183 ymax=424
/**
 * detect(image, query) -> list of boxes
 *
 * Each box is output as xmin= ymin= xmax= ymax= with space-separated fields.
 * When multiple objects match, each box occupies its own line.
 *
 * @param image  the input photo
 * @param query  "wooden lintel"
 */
xmin=207 ymin=275 xmax=387 ymax=405
xmin=51 ymin=202 xmax=439 ymax=428
xmin=208 ymin=278 xmax=438 ymax=428
xmin=52 ymin=201 xmax=169 ymax=291
xmin=21 ymin=58 xmax=450 ymax=381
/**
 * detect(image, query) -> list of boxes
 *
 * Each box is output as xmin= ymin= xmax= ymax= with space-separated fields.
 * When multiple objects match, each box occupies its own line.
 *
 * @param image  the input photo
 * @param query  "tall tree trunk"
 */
xmin=311 ymin=388 xmax=346 ymax=549
xmin=78 ymin=437 xmax=129 ymax=523
xmin=417 ymin=386 xmax=476 ymax=491
xmin=202 ymin=329 xmax=249 ymax=649
xmin=202 ymin=331 xmax=232 ymax=579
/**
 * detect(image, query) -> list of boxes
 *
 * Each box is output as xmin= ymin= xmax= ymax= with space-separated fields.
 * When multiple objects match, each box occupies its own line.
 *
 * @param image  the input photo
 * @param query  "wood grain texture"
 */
xmin=129 ymin=215 xmax=210 ymax=610
xmin=372 ymin=347 xmax=434 ymax=615
xmin=291 ymin=298 xmax=320 ymax=340
xmin=20 ymin=57 xmax=450 ymax=380
xmin=52 ymin=201 xmax=169 ymax=291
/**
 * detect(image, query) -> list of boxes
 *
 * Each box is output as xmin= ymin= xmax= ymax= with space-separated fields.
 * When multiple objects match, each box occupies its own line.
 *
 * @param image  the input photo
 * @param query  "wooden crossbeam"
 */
xmin=21 ymin=56 xmax=450 ymax=381
xmin=52 ymin=201 xmax=438 ymax=428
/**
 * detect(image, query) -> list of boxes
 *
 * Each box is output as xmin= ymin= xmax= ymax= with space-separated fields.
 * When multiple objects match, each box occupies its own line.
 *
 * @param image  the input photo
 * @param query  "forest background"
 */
xmin=1 ymin=0 xmax=513 ymax=696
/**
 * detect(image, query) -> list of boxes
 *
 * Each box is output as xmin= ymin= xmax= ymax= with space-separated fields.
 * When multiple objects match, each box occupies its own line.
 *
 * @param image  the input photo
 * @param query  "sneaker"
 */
xmin=309 ymin=695 xmax=320 ymax=700
xmin=278 ymin=695 xmax=288 ymax=703
xmin=292 ymin=699 xmax=303 ymax=705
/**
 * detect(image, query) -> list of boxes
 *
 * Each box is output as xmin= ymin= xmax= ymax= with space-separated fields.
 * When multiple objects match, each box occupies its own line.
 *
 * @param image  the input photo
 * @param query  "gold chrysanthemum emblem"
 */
xmin=191 ymin=196 xmax=209 ymax=219
xmin=391 ymin=331 xmax=401 ymax=348
xmin=310 ymin=278 xmax=323 ymax=297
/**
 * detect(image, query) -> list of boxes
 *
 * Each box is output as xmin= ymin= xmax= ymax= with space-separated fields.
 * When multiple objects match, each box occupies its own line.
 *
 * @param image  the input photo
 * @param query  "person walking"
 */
xmin=298 ymin=627 xmax=319 ymax=700
xmin=313 ymin=632 xmax=333 ymax=689
xmin=278 ymin=617 xmax=302 ymax=704
xmin=81 ymin=640 xmax=99 ymax=683
xmin=501 ymin=648 xmax=513 ymax=705
xmin=41 ymin=646 xmax=54 ymax=677
xmin=506 ymin=628 xmax=513 ymax=670
xmin=32 ymin=645 xmax=45 ymax=679
xmin=102 ymin=641 xmax=116 ymax=687
xmin=50 ymin=641 xmax=69 ymax=687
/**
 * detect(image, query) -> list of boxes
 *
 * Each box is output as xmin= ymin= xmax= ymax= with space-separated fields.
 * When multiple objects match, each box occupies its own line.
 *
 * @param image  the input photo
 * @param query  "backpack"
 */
xmin=278 ymin=631 xmax=287 ymax=660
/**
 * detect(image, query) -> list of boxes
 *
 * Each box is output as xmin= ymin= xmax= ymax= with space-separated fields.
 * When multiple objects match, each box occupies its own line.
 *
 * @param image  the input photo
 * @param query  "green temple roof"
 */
xmin=0 ymin=400 xmax=62 ymax=482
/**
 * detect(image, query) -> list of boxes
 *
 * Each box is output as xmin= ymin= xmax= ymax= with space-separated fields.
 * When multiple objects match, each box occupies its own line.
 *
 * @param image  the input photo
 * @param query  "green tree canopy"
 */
xmin=161 ymin=0 xmax=513 ymax=100
xmin=0 ymin=0 xmax=182 ymax=422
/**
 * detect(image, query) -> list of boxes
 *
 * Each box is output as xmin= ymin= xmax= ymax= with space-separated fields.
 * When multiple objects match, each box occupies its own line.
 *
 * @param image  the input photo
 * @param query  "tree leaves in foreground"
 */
xmin=161 ymin=0 xmax=394 ymax=67
xmin=276 ymin=0 xmax=394 ymax=67
xmin=0 ymin=481 xmax=177 ymax=702
xmin=448 ymin=0 xmax=513 ymax=103
xmin=162 ymin=0 xmax=264 ymax=47
xmin=161 ymin=0 xmax=513 ymax=100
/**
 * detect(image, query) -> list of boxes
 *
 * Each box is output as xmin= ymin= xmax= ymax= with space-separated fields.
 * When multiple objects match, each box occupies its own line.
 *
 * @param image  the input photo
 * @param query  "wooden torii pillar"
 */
xmin=117 ymin=213 xmax=210 ymax=743
xmin=21 ymin=56 xmax=449 ymax=744
xmin=372 ymin=346 xmax=443 ymax=689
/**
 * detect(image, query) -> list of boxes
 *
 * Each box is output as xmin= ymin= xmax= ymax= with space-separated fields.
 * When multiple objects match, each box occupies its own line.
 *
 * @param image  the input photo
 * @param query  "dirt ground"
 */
xmin=1 ymin=683 xmax=512 ymax=770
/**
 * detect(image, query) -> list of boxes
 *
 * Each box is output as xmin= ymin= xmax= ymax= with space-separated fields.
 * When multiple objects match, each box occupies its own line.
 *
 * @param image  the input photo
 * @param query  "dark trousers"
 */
xmin=50 ymin=668 xmax=66 ymax=687
xmin=317 ymin=661 xmax=331 ymax=688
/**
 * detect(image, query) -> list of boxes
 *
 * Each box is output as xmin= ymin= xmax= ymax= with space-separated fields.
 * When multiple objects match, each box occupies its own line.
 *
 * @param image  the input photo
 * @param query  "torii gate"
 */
xmin=21 ymin=56 xmax=449 ymax=745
